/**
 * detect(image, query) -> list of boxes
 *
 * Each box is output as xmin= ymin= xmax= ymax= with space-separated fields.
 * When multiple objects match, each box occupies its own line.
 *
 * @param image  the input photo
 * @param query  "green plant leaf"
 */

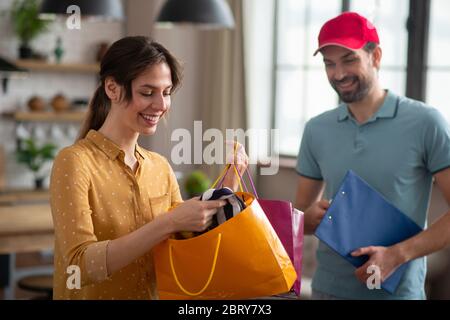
xmin=10 ymin=0 xmax=51 ymax=44
xmin=16 ymin=138 xmax=57 ymax=172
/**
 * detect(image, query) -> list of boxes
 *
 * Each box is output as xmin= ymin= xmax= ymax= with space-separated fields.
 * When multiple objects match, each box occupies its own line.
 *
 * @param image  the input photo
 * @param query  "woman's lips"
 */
xmin=140 ymin=113 xmax=159 ymax=126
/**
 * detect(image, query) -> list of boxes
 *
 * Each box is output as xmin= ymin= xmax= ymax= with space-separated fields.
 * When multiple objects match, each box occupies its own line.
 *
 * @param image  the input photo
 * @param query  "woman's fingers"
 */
xmin=202 ymin=200 xmax=227 ymax=209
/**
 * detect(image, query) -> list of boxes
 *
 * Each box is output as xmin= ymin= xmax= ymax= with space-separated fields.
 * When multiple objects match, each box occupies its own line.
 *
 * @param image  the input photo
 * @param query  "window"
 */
xmin=274 ymin=0 xmax=409 ymax=156
xmin=350 ymin=0 xmax=409 ymax=95
xmin=274 ymin=0 xmax=340 ymax=156
xmin=427 ymin=0 xmax=450 ymax=121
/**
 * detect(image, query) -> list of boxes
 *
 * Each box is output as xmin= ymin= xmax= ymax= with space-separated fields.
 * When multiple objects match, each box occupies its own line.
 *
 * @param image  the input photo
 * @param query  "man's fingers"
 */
xmin=352 ymin=246 xmax=376 ymax=257
xmin=318 ymin=199 xmax=330 ymax=209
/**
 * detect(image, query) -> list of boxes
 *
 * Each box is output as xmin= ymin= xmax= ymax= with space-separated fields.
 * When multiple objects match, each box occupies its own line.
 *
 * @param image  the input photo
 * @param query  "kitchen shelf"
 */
xmin=15 ymin=59 xmax=100 ymax=74
xmin=2 ymin=111 xmax=87 ymax=122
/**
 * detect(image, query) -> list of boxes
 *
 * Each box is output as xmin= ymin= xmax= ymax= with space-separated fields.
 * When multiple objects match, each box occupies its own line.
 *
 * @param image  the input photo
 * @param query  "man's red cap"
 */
xmin=314 ymin=12 xmax=380 ymax=56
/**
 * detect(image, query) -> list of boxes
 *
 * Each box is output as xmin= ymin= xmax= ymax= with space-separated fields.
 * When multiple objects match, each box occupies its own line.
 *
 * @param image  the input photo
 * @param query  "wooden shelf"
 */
xmin=15 ymin=59 xmax=100 ymax=74
xmin=0 ymin=189 xmax=49 ymax=206
xmin=2 ymin=111 xmax=87 ymax=122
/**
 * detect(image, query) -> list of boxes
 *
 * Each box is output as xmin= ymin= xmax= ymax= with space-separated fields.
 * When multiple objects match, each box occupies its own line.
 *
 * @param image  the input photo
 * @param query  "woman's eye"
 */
xmin=141 ymin=92 xmax=152 ymax=97
xmin=164 ymin=92 xmax=171 ymax=96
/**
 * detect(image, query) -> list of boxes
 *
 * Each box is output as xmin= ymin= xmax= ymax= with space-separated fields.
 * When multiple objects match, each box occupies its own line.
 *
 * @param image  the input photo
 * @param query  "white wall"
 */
xmin=126 ymin=0 xmax=205 ymax=182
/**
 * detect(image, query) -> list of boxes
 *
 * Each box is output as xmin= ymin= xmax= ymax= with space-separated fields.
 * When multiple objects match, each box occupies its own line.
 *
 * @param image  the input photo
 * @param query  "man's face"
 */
xmin=321 ymin=45 xmax=379 ymax=103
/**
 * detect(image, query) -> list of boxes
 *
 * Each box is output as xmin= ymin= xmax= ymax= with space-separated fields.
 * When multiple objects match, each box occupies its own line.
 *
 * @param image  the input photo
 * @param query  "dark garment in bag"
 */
xmin=315 ymin=170 xmax=423 ymax=294
xmin=201 ymin=187 xmax=246 ymax=229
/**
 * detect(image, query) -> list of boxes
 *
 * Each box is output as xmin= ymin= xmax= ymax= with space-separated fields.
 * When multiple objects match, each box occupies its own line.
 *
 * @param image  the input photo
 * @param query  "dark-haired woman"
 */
xmin=50 ymin=36 xmax=246 ymax=300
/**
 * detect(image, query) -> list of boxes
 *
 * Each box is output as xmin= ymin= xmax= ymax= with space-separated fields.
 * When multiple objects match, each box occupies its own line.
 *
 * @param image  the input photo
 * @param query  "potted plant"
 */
xmin=16 ymin=138 xmax=57 ymax=189
xmin=184 ymin=170 xmax=211 ymax=198
xmin=10 ymin=0 xmax=51 ymax=59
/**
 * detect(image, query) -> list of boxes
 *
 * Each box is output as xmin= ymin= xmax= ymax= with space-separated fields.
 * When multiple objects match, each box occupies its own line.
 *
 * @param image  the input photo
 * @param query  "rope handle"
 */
xmin=211 ymin=142 xmax=244 ymax=193
xmin=210 ymin=143 xmax=259 ymax=198
xmin=169 ymin=234 xmax=222 ymax=296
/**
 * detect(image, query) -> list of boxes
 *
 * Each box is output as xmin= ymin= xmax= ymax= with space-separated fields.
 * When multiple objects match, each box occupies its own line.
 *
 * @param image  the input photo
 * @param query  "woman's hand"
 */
xmin=168 ymin=197 xmax=226 ymax=233
xmin=222 ymin=141 xmax=249 ymax=192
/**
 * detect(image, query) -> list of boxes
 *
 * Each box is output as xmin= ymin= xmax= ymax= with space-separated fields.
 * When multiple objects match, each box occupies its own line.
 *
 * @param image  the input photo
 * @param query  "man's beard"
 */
xmin=331 ymin=75 xmax=372 ymax=103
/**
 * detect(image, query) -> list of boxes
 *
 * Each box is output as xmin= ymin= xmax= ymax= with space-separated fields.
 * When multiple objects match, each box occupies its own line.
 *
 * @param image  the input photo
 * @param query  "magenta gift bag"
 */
xmin=218 ymin=167 xmax=304 ymax=296
xmin=258 ymin=200 xmax=304 ymax=295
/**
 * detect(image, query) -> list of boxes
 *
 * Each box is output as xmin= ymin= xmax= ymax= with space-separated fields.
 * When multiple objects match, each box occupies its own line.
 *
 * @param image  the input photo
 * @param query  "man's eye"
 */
xmin=344 ymin=59 xmax=356 ymax=64
xmin=141 ymin=92 xmax=152 ymax=97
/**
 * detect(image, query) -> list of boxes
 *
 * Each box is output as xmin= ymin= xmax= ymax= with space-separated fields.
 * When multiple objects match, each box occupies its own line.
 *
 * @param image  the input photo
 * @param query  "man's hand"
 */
xmin=304 ymin=199 xmax=330 ymax=234
xmin=351 ymin=245 xmax=406 ymax=284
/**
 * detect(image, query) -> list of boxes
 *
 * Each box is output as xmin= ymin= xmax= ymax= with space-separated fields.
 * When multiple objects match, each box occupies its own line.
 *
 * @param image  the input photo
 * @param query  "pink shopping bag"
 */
xmin=258 ymin=199 xmax=304 ymax=296
xmin=217 ymin=166 xmax=304 ymax=296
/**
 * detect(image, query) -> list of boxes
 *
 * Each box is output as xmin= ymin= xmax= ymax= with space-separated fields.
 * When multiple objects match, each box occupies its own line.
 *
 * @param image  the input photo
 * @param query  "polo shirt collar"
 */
xmin=337 ymin=90 xmax=399 ymax=122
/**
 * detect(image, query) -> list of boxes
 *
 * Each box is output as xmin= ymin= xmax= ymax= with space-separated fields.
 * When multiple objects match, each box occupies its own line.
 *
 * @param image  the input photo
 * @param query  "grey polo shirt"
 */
xmin=296 ymin=90 xmax=450 ymax=299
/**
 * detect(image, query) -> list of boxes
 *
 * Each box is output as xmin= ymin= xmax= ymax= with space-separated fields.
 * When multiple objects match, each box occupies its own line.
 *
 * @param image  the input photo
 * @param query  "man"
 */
xmin=296 ymin=12 xmax=450 ymax=300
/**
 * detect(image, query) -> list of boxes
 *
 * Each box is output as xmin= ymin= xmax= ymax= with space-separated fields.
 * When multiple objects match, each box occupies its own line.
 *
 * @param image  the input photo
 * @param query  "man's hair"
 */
xmin=363 ymin=42 xmax=378 ymax=53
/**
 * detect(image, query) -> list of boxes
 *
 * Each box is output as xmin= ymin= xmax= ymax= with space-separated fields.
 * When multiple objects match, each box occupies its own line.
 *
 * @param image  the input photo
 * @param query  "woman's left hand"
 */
xmin=222 ymin=141 xmax=249 ymax=192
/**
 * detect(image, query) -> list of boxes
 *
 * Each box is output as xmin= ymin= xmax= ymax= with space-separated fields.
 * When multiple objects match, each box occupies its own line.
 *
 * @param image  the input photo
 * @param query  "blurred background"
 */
xmin=0 ymin=0 xmax=449 ymax=300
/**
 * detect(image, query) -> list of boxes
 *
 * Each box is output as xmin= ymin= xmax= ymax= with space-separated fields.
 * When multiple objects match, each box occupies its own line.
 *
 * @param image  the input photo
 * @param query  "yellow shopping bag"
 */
xmin=153 ymin=192 xmax=297 ymax=299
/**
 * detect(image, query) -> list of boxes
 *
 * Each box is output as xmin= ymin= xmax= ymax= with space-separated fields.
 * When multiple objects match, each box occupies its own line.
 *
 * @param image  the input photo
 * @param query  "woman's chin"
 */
xmin=140 ymin=125 xmax=157 ymax=136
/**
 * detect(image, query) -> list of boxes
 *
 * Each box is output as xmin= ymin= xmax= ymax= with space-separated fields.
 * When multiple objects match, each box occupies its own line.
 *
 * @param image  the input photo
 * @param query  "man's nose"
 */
xmin=334 ymin=64 xmax=347 ymax=81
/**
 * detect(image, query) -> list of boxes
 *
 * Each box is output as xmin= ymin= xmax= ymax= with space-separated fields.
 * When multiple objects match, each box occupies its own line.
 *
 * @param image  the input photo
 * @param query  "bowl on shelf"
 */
xmin=27 ymin=96 xmax=46 ymax=112
xmin=51 ymin=94 xmax=70 ymax=112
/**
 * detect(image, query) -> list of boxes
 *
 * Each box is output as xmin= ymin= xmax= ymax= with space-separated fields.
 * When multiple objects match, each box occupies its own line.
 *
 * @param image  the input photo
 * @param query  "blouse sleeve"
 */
xmin=50 ymin=148 xmax=111 ymax=287
xmin=167 ymin=161 xmax=182 ymax=205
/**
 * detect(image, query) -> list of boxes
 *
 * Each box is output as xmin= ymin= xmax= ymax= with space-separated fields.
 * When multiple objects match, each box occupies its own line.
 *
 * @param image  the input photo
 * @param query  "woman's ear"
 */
xmin=104 ymin=77 xmax=122 ymax=102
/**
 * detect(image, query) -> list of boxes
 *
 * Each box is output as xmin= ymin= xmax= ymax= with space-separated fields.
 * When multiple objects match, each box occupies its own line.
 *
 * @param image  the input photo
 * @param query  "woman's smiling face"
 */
xmin=123 ymin=62 xmax=173 ymax=136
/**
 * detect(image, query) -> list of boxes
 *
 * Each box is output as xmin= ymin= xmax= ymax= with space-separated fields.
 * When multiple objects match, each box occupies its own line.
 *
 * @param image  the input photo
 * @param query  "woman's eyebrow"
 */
xmin=140 ymin=84 xmax=173 ymax=89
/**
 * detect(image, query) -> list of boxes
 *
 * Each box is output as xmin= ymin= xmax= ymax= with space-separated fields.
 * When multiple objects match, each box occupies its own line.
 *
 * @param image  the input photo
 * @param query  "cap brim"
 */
xmin=313 ymin=39 xmax=366 ymax=56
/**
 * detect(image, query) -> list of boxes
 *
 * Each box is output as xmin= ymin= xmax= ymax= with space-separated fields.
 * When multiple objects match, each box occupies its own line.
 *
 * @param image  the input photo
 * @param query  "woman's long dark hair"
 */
xmin=78 ymin=36 xmax=182 ymax=140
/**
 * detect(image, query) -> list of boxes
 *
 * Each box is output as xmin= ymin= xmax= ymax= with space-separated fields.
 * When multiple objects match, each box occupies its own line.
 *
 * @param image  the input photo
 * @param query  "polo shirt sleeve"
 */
xmin=423 ymin=108 xmax=450 ymax=174
xmin=296 ymin=121 xmax=323 ymax=180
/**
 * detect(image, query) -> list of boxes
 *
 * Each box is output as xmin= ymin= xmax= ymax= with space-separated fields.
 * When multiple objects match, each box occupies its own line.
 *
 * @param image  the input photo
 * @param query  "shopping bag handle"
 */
xmin=210 ymin=141 xmax=259 ymax=198
xmin=211 ymin=142 xmax=244 ymax=192
xmin=169 ymin=233 xmax=222 ymax=296
xmin=219 ymin=164 xmax=260 ymax=199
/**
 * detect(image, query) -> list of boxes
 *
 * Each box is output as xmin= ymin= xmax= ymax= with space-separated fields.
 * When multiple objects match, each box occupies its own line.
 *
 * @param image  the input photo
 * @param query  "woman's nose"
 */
xmin=152 ymin=94 xmax=167 ymax=111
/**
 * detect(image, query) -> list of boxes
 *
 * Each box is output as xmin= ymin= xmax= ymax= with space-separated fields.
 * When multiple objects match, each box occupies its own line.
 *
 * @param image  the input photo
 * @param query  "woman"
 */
xmin=50 ymin=36 xmax=247 ymax=300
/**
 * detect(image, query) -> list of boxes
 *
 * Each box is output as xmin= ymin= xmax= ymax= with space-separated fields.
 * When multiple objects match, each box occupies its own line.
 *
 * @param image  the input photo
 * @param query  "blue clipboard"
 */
xmin=315 ymin=170 xmax=422 ymax=294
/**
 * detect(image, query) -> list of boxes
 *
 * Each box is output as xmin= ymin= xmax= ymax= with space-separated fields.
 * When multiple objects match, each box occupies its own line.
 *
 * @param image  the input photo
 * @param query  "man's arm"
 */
xmin=295 ymin=175 xmax=328 ymax=235
xmin=352 ymin=168 xmax=450 ymax=283
xmin=394 ymin=167 xmax=450 ymax=262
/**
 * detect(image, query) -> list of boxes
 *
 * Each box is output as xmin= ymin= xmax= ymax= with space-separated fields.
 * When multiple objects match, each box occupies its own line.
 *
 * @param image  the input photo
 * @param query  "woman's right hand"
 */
xmin=304 ymin=199 xmax=330 ymax=235
xmin=169 ymin=197 xmax=226 ymax=233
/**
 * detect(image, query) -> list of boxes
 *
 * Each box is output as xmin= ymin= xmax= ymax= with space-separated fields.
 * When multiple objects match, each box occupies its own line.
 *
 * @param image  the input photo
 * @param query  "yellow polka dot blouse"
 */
xmin=50 ymin=130 xmax=182 ymax=300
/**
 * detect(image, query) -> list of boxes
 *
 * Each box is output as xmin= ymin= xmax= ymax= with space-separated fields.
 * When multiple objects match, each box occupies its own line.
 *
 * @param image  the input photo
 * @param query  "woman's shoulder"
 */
xmin=54 ymin=139 xmax=92 ymax=163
